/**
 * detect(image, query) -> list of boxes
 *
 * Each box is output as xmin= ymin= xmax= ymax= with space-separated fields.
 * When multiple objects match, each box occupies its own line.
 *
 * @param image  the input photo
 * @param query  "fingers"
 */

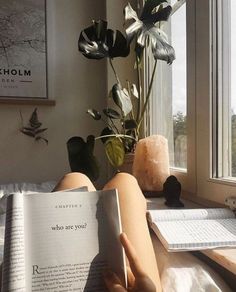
xmin=127 ymin=266 xmax=135 ymax=287
xmin=103 ymin=270 xmax=127 ymax=292
xmin=120 ymin=233 xmax=146 ymax=278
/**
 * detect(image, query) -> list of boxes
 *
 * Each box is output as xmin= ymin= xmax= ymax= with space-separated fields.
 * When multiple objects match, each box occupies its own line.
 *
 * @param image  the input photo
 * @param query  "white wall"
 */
xmin=0 ymin=0 xmax=107 ymax=185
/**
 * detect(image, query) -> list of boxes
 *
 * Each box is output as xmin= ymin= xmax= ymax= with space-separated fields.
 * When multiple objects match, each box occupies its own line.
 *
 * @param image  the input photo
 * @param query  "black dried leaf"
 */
xmin=23 ymin=127 xmax=35 ymax=131
xmin=29 ymin=108 xmax=42 ymax=128
xmin=20 ymin=108 xmax=48 ymax=144
xmin=35 ymin=136 xmax=48 ymax=145
xmin=20 ymin=128 xmax=35 ymax=137
xmin=35 ymin=128 xmax=48 ymax=135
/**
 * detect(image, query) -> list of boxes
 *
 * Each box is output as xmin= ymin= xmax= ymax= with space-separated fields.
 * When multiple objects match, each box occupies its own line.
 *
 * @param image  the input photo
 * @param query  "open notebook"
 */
xmin=147 ymin=208 xmax=236 ymax=252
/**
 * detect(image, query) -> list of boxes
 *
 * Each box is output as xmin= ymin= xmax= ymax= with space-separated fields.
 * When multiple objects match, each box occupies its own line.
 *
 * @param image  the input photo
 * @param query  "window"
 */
xmin=147 ymin=0 xmax=187 ymax=170
xmin=148 ymin=0 xmax=236 ymax=203
xmin=211 ymin=0 xmax=236 ymax=181
xmin=147 ymin=0 xmax=196 ymax=192
xmin=230 ymin=0 xmax=236 ymax=177
xmin=193 ymin=0 xmax=236 ymax=203
xmin=170 ymin=1 xmax=187 ymax=169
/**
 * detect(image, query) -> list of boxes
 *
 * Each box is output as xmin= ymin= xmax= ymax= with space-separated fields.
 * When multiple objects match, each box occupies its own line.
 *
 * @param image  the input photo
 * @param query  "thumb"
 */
xmin=103 ymin=270 xmax=127 ymax=292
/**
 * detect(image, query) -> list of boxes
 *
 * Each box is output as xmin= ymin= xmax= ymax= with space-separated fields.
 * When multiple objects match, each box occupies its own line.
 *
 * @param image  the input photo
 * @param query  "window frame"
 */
xmin=146 ymin=0 xmax=197 ymax=194
xmin=148 ymin=0 xmax=236 ymax=204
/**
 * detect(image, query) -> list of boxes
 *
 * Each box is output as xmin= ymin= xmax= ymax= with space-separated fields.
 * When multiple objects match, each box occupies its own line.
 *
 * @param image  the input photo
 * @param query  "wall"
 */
xmin=0 ymin=0 xmax=107 ymax=185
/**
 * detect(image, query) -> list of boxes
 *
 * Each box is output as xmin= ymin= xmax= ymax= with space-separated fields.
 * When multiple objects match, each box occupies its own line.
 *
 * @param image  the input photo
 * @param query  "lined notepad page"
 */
xmin=148 ymin=208 xmax=236 ymax=251
xmin=148 ymin=208 xmax=235 ymax=222
xmin=152 ymin=218 xmax=236 ymax=251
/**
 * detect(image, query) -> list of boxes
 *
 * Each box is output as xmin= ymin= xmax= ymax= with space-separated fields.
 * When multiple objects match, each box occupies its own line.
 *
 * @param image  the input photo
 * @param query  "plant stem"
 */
xmin=109 ymin=117 xmax=120 ymax=134
xmin=126 ymin=80 xmax=135 ymax=120
xmin=137 ymin=59 xmax=157 ymax=131
xmin=101 ymin=118 xmax=115 ymax=132
xmin=136 ymin=53 xmax=142 ymax=123
xmin=109 ymin=58 xmax=121 ymax=84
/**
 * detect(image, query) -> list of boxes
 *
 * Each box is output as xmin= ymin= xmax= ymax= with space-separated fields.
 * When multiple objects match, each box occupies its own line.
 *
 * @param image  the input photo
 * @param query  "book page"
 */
xmin=148 ymin=208 xmax=235 ymax=223
xmin=1 ymin=194 xmax=26 ymax=292
xmin=151 ymin=218 xmax=236 ymax=251
xmin=24 ymin=190 xmax=125 ymax=292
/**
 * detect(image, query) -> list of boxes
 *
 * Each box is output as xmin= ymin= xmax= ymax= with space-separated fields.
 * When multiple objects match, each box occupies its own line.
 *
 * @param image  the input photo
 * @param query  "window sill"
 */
xmin=202 ymin=249 xmax=236 ymax=275
xmin=208 ymin=177 xmax=236 ymax=187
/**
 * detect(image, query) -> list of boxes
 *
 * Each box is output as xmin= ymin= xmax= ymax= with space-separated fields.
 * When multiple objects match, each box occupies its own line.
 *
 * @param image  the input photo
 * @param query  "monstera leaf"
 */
xmin=124 ymin=1 xmax=175 ymax=63
xmin=78 ymin=20 xmax=130 ymax=59
xmin=67 ymin=136 xmax=99 ymax=181
xmin=103 ymin=108 xmax=121 ymax=119
xmin=111 ymin=83 xmax=132 ymax=116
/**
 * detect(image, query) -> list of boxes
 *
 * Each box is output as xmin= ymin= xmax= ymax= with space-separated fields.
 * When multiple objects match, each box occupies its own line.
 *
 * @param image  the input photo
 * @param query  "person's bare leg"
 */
xmin=53 ymin=172 xmax=96 ymax=192
xmin=103 ymin=173 xmax=161 ymax=291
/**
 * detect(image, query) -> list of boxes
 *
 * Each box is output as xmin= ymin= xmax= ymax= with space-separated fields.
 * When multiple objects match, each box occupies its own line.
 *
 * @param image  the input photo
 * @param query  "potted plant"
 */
xmin=67 ymin=0 xmax=176 ymax=181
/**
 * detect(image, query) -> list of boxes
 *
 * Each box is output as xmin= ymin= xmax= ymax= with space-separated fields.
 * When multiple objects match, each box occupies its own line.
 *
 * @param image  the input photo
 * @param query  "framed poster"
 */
xmin=0 ymin=0 xmax=48 ymax=99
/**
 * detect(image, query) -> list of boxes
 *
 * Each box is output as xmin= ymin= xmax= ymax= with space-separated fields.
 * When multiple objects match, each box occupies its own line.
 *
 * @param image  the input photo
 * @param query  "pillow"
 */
xmin=0 ymin=181 xmax=56 ymax=215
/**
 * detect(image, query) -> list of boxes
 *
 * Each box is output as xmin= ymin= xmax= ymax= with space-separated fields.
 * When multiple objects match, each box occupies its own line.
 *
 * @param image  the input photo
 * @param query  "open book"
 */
xmin=1 ymin=189 xmax=126 ymax=292
xmin=147 ymin=208 xmax=236 ymax=252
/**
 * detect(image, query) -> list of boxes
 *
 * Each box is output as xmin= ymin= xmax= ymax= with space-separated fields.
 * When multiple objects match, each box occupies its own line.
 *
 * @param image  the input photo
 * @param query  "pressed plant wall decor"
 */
xmin=20 ymin=108 xmax=48 ymax=144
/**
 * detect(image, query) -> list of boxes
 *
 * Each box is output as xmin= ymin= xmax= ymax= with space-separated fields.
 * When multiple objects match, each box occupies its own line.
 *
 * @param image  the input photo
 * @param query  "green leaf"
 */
xmin=124 ymin=119 xmax=137 ymax=130
xmin=111 ymin=84 xmax=132 ymax=116
xmin=67 ymin=136 xmax=99 ymax=181
xmin=103 ymin=108 xmax=121 ymax=119
xmin=87 ymin=109 xmax=101 ymax=120
xmin=105 ymin=137 xmax=125 ymax=167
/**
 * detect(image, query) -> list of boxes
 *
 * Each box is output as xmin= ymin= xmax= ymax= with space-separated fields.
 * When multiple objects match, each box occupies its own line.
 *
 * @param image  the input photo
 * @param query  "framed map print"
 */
xmin=0 ymin=0 xmax=48 ymax=99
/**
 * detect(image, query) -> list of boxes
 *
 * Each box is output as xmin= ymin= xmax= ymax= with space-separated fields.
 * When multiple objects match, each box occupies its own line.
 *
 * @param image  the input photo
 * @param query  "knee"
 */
xmin=104 ymin=172 xmax=146 ymax=210
xmin=62 ymin=172 xmax=89 ymax=181
xmin=114 ymin=172 xmax=138 ymax=183
xmin=104 ymin=172 xmax=138 ymax=190
xmin=54 ymin=172 xmax=95 ymax=192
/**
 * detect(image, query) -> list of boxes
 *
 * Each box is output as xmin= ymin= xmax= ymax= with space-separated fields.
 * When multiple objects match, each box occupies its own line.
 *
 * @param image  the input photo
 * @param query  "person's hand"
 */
xmin=104 ymin=233 xmax=156 ymax=292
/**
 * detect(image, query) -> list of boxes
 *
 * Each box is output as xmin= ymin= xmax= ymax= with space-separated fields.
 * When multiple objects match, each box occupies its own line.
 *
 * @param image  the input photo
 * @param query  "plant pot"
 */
xmin=118 ymin=153 xmax=135 ymax=174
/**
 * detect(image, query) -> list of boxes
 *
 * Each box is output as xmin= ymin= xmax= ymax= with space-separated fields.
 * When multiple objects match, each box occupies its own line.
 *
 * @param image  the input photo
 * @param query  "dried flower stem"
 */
xmin=137 ymin=59 xmax=157 ymax=130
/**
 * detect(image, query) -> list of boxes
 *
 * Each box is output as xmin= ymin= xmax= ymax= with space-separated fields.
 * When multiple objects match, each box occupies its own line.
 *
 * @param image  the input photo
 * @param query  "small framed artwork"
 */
xmin=0 ymin=0 xmax=49 ymax=102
